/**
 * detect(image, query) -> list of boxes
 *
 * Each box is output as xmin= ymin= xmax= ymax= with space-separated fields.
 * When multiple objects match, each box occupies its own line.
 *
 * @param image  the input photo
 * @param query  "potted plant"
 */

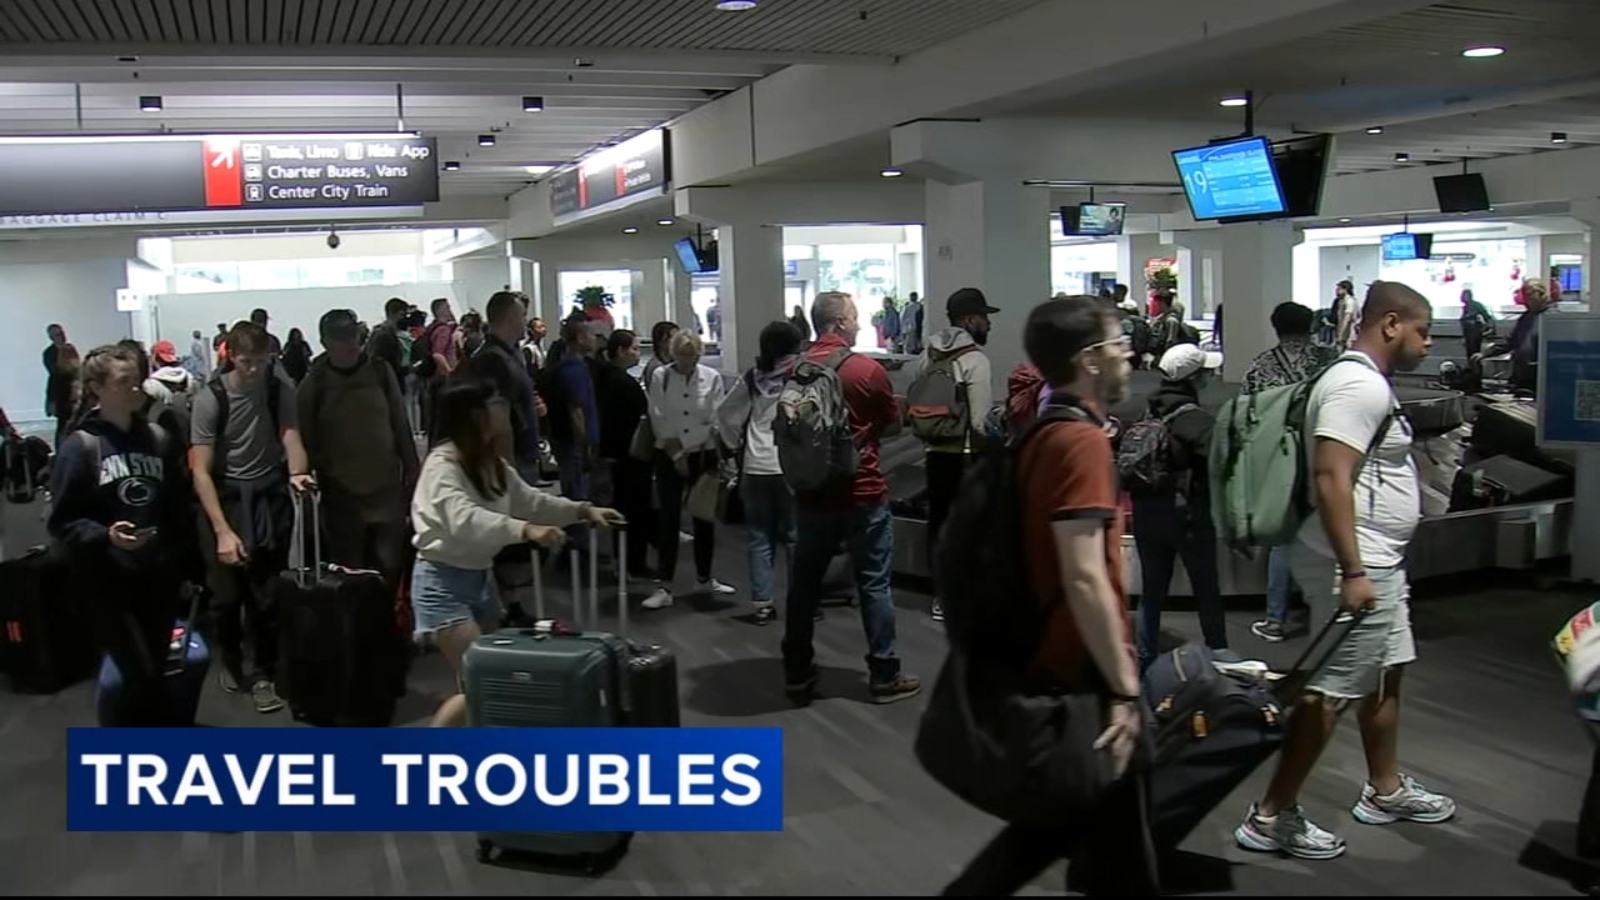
xmin=1146 ymin=267 xmax=1178 ymax=297
xmin=575 ymin=285 xmax=613 ymax=309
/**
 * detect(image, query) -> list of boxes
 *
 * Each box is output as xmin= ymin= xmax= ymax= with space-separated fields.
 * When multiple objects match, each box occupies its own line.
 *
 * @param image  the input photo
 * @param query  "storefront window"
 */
xmin=1051 ymin=241 xmax=1119 ymax=297
xmin=558 ymin=269 xmax=634 ymax=332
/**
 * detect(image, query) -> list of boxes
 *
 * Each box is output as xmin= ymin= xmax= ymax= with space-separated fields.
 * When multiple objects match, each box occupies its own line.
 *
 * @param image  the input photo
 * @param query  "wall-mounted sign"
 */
xmin=1540 ymin=314 xmax=1600 ymax=449
xmin=549 ymin=129 xmax=668 ymax=224
xmin=0 ymin=134 xmax=439 ymax=219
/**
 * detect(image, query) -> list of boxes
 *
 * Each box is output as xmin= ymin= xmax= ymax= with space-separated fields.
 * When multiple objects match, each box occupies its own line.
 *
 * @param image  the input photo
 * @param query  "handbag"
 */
xmin=914 ymin=646 xmax=1115 ymax=827
xmin=628 ymin=414 xmax=655 ymax=462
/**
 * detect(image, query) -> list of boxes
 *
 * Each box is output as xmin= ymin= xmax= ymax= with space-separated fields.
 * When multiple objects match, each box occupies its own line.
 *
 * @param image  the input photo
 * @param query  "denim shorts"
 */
xmin=1289 ymin=542 xmax=1418 ymax=700
xmin=410 ymin=558 xmax=501 ymax=640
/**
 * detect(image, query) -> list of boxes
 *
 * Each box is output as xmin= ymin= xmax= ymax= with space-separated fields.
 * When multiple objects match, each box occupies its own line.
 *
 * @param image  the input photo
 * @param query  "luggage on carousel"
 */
xmin=467 ymin=530 xmax=677 ymax=871
xmin=1395 ymin=386 xmax=1465 ymax=437
xmin=1449 ymin=455 xmax=1570 ymax=511
xmin=1146 ymin=610 xmax=1367 ymax=848
xmin=276 ymin=490 xmax=405 ymax=727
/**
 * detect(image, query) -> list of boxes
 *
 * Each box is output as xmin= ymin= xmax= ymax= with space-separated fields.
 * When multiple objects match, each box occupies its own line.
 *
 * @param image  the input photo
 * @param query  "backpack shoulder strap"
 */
xmin=1019 ymin=404 xmax=1091 ymax=447
xmin=824 ymin=347 xmax=853 ymax=371
xmin=208 ymin=375 xmax=231 ymax=483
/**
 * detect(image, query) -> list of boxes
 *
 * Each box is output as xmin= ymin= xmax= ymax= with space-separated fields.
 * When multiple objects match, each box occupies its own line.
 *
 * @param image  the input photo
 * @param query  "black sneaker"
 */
xmin=753 ymin=603 xmax=776 ymax=626
xmin=870 ymin=673 xmax=922 ymax=705
xmin=219 ymin=671 xmax=244 ymax=694
xmin=785 ymin=665 xmax=819 ymax=699
xmin=251 ymin=680 xmax=285 ymax=714
xmin=1251 ymin=619 xmax=1286 ymax=642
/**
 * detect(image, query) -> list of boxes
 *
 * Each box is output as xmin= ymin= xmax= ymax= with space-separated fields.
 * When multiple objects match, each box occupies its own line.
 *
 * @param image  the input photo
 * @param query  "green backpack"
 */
xmin=1209 ymin=358 xmax=1392 ymax=550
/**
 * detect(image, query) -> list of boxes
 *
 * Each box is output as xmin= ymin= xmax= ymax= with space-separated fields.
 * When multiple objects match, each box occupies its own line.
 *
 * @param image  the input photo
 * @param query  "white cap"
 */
xmin=1157 ymin=343 xmax=1221 ymax=381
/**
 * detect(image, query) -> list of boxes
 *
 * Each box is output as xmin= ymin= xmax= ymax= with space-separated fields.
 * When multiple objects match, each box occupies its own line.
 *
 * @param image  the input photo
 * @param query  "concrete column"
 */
xmin=669 ymin=267 xmax=692 ymax=325
xmin=1116 ymin=233 xmax=1165 ymax=294
xmin=923 ymin=179 xmax=1051 ymax=384
xmin=1175 ymin=222 xmax=1297 ymax=382
xmin=717 ymin=222 xmax=784 ymax=374
xmin=536 ymin=263 xmax=560 ymax=325
xmin=636 ymin=259 xmax=669 ymax=333
xmin=451 ymin=256 xmax=513 ymax=313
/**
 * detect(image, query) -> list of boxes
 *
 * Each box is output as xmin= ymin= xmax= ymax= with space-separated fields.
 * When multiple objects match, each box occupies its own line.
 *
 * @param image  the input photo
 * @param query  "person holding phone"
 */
xmin=49 ymin=344 xmax=201 ymax=727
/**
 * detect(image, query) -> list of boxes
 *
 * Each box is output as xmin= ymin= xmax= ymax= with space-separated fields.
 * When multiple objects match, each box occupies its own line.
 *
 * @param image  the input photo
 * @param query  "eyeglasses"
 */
xmin=1082 ymin=335 xmax=1133 ymax=353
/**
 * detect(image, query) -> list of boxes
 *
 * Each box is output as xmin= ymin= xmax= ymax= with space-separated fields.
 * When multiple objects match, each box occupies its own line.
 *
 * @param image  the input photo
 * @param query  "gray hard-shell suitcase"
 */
xmin=465 ymin=529 xmax=671 ymax=871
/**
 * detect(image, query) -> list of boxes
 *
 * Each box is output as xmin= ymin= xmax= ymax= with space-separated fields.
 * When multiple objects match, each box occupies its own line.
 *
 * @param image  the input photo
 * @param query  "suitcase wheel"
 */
xmin=476 ymin=839 xmax=494 ymax=863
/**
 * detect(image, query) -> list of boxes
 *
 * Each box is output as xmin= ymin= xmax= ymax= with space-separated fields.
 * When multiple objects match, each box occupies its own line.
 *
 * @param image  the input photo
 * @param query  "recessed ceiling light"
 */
xmin=1340 ymin=218 xmax=1352 ymax=223
xmin=1552 ymin=131 xmax=1569 ymax=144
xmin=716 ymin=0 xmax=759 ymax=9
xmin=622 ymin=226 xmax=639 ymax=234
xmin=1218 ymin=97 xmax=1249 ymax=108
xmin=573 ymin=57 xmax=594 ymax=68
xmin=880 ymin=168 xmax=904 ymax=178
xmin=522 ymin=96 xmax=544 ymax=113
xmin=1365 ymin=126 xmax=1385 ymax=135
xmin=443 ymin=161 xmax=460 ymax=171
xmin=478 ymin=134 xmax=495 ymax=147
xmin=1462 ymin=46 xmax=1505 ymax=58
xmin=139 ymin=95 xmax=162 ymax=112
xmin=523 ymin=165 xmax=555 ymax=176
xmin=1395 ymin=152 xmax=1411 ymax=162
xmin=657 ymin=218 xmax=674 ymax=226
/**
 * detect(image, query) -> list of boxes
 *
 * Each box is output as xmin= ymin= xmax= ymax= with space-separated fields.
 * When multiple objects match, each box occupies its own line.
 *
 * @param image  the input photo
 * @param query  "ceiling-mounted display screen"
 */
xmin=1171 ymin=135 xmax=1287 ymax=221
xmin=549 ymin=128 xmax=669 ymax=223
xmin=0 ymin=133 xmax=439 ymax=219
xmin=1061 ymin=202 xmax=1127 ymax=237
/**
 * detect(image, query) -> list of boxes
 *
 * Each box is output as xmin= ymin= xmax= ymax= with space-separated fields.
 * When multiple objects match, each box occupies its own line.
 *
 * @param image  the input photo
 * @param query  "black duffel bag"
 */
xmin=915 ymin=645 xmax=1115 ymax=827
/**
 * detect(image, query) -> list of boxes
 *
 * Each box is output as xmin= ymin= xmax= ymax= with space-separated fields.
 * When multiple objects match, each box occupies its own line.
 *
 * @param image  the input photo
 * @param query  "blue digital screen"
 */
xmin=1172 ymin=137 xmax=1287 ymax=220
xmin=674 ymin=237 xmax=703 ymax=274
xmin=1382 ymin=233 xmax=1419 ymax=261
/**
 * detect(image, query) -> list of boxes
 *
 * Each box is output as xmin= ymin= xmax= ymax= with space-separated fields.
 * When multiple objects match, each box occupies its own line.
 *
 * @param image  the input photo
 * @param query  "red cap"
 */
xmin=151 ymin=339 xmax=179 ymax=365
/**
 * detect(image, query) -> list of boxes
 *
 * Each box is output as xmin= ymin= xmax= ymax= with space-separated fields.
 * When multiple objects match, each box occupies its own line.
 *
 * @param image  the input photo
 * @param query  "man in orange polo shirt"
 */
xmin=945 ymin=294 xmax=1155 ymax=895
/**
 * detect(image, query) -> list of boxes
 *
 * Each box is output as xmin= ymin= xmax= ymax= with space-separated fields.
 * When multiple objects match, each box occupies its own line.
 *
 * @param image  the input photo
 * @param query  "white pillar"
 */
xmin=451 ymin=256 xmax=513 ymax=313
xmin=717 ymin=222 xmax=784 ymax=374
xmin=923 ymin=179 xmax=1051 ymax=383
xmin=636 ymin=259 xmax=669 ymax=334
xmin=537 ymin=263 xmax=561 ymax=325
xmin=1561 ymin=200 xmax=1600 ymax=582
xmin=1116 ymin=233 xmax=1165 ymax=295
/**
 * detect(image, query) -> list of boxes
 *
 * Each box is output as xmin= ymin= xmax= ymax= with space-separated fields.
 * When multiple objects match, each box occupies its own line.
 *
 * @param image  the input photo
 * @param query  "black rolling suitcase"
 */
xmin=1145 ymin=609 xmax=1367 ymax=848
xmin=276 ymin=491 xmax=405 ymax=727
xmin=466 ymin=529 xmax=679 ymax=870
xmin=0 ymin=545 xmax=96 ymax=694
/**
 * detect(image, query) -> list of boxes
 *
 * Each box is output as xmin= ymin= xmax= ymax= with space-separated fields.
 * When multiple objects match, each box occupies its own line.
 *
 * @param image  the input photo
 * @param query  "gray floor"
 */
xmin=2 ymin=520 xmax=1598 ymax=896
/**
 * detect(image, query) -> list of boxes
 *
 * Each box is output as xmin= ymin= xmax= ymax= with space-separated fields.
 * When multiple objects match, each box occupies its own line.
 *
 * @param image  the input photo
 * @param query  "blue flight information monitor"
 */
xmin=1172 ymin=137 xmax=1287 ymax=221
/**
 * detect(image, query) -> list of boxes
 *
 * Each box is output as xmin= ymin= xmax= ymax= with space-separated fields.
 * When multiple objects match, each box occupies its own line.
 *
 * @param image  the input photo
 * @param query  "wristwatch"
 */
xmin=1341 ymin=569 xmax=1368 ymax=581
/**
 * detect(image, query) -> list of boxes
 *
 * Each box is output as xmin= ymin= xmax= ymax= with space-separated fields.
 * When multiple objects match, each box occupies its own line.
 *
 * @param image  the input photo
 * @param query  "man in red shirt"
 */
xmin=945 ymin=294 xmax=1155 ymax=895
xmin=782 ymin=291 xmax=921 ymax=704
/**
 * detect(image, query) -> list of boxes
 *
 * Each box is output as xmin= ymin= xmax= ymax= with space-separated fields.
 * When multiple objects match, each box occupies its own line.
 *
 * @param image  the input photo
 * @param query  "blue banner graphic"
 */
xmin=68 ymin=727 xmax=783 ymax=833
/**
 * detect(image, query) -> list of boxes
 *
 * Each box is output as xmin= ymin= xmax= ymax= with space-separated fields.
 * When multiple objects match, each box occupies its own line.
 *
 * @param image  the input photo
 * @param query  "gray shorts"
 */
xmin=1289 ymin=542 xmax=1418 ymax=700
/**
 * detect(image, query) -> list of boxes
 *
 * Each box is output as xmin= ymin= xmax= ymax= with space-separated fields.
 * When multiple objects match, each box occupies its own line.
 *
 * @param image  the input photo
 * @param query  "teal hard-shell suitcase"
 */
xmin=465 ymin=531 xmax=653 ymax=871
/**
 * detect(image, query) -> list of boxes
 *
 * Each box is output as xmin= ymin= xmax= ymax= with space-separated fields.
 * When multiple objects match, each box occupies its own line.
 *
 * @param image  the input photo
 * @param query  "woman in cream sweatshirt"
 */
xmin=411 ymin=378 xmax=624 ymax=727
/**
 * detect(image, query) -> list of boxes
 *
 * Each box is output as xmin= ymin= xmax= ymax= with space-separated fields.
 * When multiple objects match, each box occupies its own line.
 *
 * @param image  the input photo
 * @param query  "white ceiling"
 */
xmin=0 ymin=0 xmax=1050 ymax=203
xmin=1005 ymin=0 xmax=1600 ymax=176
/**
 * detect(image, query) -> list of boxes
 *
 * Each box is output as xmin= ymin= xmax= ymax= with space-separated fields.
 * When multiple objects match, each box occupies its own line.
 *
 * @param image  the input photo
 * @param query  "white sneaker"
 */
xmin=1234 ymin=803 xmax=1346 ymax=860
xmin=642 ymin=587 xmax=674 ymax=610
xmin=695 ymin=578 xmax=737 ymax=595
xmin=1351 ymin=773 xmax=1457 ymax=825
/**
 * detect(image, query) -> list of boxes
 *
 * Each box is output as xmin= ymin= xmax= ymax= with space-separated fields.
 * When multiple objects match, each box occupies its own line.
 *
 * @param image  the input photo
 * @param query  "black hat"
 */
xmin=946 ymin=287 xmax=999 ymax=318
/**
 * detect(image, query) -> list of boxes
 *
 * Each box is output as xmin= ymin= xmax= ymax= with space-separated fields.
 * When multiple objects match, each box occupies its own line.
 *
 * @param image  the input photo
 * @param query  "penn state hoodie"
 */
xmin=47 ymin=411 xmax=197 ymax=579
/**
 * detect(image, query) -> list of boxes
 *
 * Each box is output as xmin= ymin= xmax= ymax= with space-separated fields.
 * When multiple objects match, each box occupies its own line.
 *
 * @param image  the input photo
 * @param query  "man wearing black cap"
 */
xmin=904 ymin=286 xmax=998 ymax=622
xmin=296 ymin=308 xmax=418 ymax=585
xmin=250 ymin=308 xmax=283 ymax=363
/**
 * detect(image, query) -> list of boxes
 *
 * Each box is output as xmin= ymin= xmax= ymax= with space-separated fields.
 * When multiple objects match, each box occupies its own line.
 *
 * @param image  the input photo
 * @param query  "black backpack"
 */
xmin=1115 ymin=403 xmax=1198 ymax=497
xmin=935 ymin=405 xmax=1093 ymax=663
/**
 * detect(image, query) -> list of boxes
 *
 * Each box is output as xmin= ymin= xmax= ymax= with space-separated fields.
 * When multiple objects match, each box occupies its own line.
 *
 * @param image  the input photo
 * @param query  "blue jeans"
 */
xmin=1266 ymin=545 xmax=1294 ymax=624
xmin=554 ymin=440 xmax=590 ymax=547
xmin=742 ymin=474 xmax=795 ymax=603
xmin=781 ymin=501 xmax=900 ymax=685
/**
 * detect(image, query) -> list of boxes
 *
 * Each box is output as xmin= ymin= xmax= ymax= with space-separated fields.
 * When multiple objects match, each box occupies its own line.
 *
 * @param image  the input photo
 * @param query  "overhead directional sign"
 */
xmin=550 ymin=128 xmax=668 ymax=223
xmin=0 ymin=133 xmax=440 ymax=220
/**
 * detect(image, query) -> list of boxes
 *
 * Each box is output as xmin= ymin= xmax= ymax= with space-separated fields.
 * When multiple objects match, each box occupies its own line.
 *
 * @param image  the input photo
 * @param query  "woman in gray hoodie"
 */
xmin=716 ymin=320 xmax=804 ymax=625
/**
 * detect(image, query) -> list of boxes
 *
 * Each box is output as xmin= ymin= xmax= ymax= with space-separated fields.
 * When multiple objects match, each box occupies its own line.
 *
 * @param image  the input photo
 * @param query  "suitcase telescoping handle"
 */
xmin=1271 ymin=607 xmax=1371 ymax=700
xmin=288 ymin=487 xmax=321 ymax=588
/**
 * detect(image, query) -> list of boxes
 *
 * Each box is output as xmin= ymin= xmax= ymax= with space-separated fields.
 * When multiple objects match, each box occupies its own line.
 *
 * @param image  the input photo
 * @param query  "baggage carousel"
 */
xmin=886 ymin=372 xmax=1576 ymax=596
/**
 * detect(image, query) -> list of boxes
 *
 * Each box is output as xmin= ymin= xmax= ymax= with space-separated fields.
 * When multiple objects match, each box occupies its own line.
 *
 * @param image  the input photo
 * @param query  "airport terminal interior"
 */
xmin=4 ymin=0 xmax=1600 ymax=894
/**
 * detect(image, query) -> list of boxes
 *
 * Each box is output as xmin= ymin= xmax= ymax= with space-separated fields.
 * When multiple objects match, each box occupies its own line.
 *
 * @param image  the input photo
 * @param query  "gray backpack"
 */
xmin=774 ymin=349 xmax=858 ymax=494
xmin=904 ymin=346 xmax=976 ymax=444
